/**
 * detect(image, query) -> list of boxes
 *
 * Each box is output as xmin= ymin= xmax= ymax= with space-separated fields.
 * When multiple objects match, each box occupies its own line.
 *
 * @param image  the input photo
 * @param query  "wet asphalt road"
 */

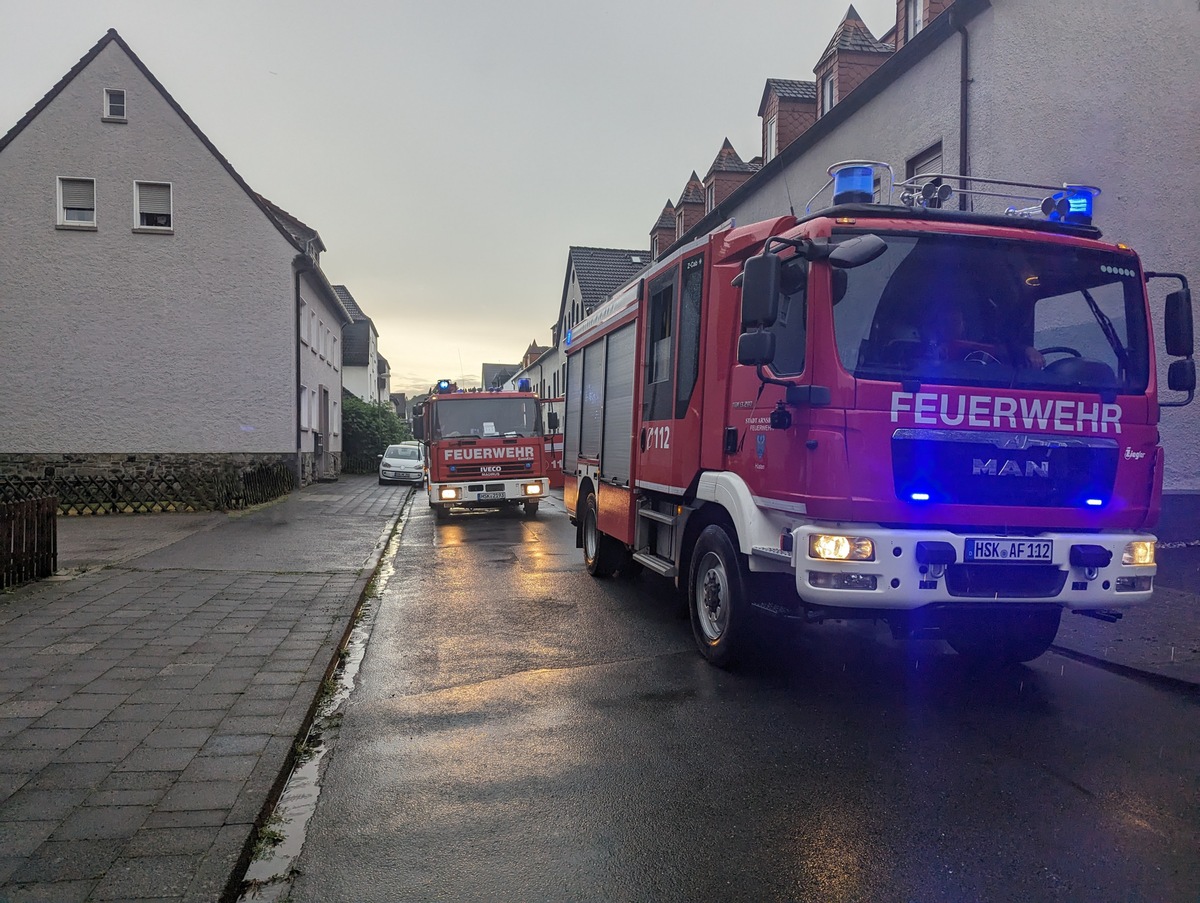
xmin=289 ymin=493 xmax=1200 ymax=903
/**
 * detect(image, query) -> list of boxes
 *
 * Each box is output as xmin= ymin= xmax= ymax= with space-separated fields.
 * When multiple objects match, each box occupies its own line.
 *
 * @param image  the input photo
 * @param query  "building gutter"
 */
xmin=292 ymin=263 xmax=304 ymax=485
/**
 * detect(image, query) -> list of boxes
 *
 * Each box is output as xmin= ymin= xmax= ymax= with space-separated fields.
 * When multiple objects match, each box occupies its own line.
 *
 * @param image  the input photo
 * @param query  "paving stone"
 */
xmin=8 ymin=838 xmax=121 ymax=882
xmin=0 ymin=877 xmax=100 ymax=902
xmin=50 ymin=805 xmax=153 ymax=841
xmin=180 ymin=755 xmax=259 ymax=784
xmin=29 ymin=707 xmax=108 ymax=730
xmin=142 ymin=808 xmax=227 ymax=829
xmin=116 ymin=747 xmax=198 ymax=773
xmin=122 ymin=825 xmax=222 ymax=857
xmin=0 ymin=819 xmax=57 ymax=856
xmin=200 ymin=733 xmax=272 ymax=757
xmin=28 ymin=763 xmax=111 ymax=790
xmin=89 ymin=853 xmax=195 ymax=899
xmin=56 ymin=739 xmax=144 ymax=764
xmin=0 ymin=787 xmax=90 ymax=821
xmin=158 ymin=780 xmax=243 ymax=812
xmin=142 ymin=728 xmax=214 ymax=749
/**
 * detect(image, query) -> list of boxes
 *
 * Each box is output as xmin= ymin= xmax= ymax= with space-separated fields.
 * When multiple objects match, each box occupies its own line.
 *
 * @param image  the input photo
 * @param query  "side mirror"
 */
xmin=828 ymin=233 xmax=887 ymax=269
xmin=547 ymin=411 xmax=560 ymax=431
xmin=740 ymin=253 xmax=781 ymax=328
xmin=737 ymin=330 xmax=776 ymax=367
xmin=412 ymin=418 xmax=425 ymax=440
xmin=1165 ymin=288 xmax=1193 ymax=357
xmin=1168 ymin=358 xmax=1195 ymax=394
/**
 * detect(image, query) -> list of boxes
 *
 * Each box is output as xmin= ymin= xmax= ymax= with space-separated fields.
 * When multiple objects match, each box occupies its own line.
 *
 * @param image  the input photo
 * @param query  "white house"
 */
xmin=0 ymin=29 xmax=350 ymax=499
xmin=333 ymin=284 xmax=384 ymax=404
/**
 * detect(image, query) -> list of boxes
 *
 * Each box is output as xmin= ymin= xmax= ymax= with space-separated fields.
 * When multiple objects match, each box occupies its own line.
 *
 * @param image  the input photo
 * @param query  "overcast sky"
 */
xmin=0 ymin=0 xmax=898 ymax=396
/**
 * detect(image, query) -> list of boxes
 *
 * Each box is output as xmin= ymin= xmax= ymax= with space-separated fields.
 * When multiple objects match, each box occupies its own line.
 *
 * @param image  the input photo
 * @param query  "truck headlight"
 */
xmin=1121 ymin=541 xmax=1155 ymax=566
xmin=439 ymin=487 xmax=461 ymax=502
xmin=809 ymin=534 xmax=875 ymax=561
xmin=522 ymin=483 xmax=542 ymax=496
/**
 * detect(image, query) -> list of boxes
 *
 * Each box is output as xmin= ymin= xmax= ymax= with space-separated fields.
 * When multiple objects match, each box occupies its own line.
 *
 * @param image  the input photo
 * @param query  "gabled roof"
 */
xmin=817 ymin=4 xmax=894 ymax=67
xmin=758 ymin=78 xmax=817 ymax=116
xmin=0 ymin=29 xmax=334 ymax=271
xmin=332 ymin=285 xmax=372 ymax=324
xmin=677 ymin=171 xmax=706 ymax=206
xmin=653 ymin=200 xmax=676 ymax=231
xmin=567 ymin=247 xmax=651 ymax=313
xmin=256 ymin=195 xmax=326 ymax=256
xmin=705 ymin=138 xmax=759 ymax=180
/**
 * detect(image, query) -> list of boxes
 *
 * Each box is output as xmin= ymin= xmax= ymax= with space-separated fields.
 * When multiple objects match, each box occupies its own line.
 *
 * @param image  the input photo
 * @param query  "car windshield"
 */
xmin=831 ymin=232 xmax=1150 ymax=394
xmin=384 ymin=445 xmax=421 ymax=460
xmin=431 ymin=398 xmax=541 ymax=439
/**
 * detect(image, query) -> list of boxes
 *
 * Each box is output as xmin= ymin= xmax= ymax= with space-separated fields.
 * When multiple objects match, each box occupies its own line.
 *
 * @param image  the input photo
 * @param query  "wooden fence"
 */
xmin=1 ymin=496 xmax=57 ymax=590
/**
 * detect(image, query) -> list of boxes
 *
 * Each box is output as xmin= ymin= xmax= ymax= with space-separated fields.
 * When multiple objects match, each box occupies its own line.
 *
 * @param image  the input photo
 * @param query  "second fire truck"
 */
xmin=413 ymin=379 xmax=553 ymax=520
xmin=563 ymin=161 xmax=1195 ymax=667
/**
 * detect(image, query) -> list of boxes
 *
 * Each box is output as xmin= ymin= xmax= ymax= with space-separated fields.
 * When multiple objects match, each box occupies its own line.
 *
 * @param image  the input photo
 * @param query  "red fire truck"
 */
xmin=413 ymin=380 xmax=554 ymax=520
xmin=563 ymin=161 xmax=1195 ymax=667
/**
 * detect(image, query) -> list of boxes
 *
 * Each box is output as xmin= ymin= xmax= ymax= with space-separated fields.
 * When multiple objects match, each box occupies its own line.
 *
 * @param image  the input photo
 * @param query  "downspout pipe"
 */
xmin=955 ymin=10 xmax=971 ymax=211
xmin=292 ymin=262 xmax=304 ymax=486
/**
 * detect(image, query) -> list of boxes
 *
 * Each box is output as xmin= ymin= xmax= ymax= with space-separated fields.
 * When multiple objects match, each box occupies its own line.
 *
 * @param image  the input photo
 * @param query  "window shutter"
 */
xmin=138 ymin=183 xmax=171 ymax=215
xmin=61 ymin=179 xmax=94 ymax=208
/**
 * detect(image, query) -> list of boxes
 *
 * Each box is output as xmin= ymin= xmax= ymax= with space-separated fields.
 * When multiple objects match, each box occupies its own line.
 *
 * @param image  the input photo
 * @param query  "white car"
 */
xmin=378 ymin=443 xmax=425 ymax=485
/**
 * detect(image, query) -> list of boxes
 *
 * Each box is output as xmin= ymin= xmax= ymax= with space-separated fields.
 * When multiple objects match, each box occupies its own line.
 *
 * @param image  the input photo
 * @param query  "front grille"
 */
xmin=944 ymin=563 xmax=1067 ymax=598
xmin=893 ymin=429 xmax=1118 ymax=507
xmin=449 ymin=462 xmax=533 ymax=479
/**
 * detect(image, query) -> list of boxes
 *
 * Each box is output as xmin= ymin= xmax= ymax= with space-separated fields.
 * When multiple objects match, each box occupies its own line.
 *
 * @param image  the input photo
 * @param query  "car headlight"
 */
xmin=809 ymin=533 xmax=875 ymax=561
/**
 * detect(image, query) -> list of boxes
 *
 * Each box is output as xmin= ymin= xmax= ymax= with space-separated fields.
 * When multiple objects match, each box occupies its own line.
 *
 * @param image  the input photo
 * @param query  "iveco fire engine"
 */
xmin=563 ymin=161 xmax=1195 ymax=667
xmin=413 ymin=379 xmax=553 ymax=520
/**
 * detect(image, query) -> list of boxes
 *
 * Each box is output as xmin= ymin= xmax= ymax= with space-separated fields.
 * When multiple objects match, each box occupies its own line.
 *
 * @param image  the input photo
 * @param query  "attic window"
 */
xmin=905 ymin=0 xmax=924 ymax=41
xmin=821 ymin=74 xmax=835 ymax=115
xmin=104 ymin=88 xmax=126 ymax=121
xmin=765 ymin=115 xmax=778 ymax=163
xmin=631 ymin=256 xmax=642 ymax=264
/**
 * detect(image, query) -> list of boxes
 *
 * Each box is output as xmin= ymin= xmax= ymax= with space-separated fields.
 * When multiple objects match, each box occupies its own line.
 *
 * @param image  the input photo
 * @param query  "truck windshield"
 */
xmin=431 ymin=398 xmax=541 ymax=439
xmin=832 ymin=232 xmax=1150 ymax=394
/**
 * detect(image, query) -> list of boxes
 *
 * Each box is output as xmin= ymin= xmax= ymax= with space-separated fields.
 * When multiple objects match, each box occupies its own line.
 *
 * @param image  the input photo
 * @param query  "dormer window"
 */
xmin=104 ymin=88 xmax=126 ymax=121
xmin=705 ymin=183 xmax=715 ymax=213
xmin=676 ymin=209 xmax=685 ymax=239
xmin=764 ymin=115 xmax=778 ymax=163
xmin=821 ymin=74 xmax=835 ymax=115
xmin=906 ymin=0 xmax=923 ymax=41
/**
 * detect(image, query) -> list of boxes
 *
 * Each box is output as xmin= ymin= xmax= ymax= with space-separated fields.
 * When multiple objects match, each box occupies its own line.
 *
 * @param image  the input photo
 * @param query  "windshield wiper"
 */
xmin=1082 ymin=288 xmax=1130 ymax=380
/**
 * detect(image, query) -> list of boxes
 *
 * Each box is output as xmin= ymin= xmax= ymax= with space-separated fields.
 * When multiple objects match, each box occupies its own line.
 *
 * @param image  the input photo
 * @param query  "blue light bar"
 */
xmin=1045 ymin=185 xmax=1100 ymax=225
xmin=832 ymin=164 xmax=875 ymax=205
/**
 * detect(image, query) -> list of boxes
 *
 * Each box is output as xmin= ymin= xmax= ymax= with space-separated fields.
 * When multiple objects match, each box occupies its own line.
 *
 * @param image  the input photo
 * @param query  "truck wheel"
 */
xmin=433 ymin=504 xmax=451 ymax=522
xmin=688 ymin=524 xmax=750 ymax=668
xmin=945 ymin=608 xmax=1062 ymax=664
xmin=582 ymin=492 xmax=618 ymax=577
xmin=524 ymin=500 xmax=539 ymax=517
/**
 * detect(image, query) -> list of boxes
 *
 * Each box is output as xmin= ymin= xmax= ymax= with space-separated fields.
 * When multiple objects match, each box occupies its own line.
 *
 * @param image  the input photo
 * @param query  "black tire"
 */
xmin=945 ymin=607 xmax=1062 ymax=664
xmin=433 ymin=504 xmax=451 ymax=522
xmin=688 ymin=524 xmax=751 ymax=668
xmin=582 ymin=492 xmax=619 ymax=577
xmin=524 ymin=500 xmax=539 ymax=517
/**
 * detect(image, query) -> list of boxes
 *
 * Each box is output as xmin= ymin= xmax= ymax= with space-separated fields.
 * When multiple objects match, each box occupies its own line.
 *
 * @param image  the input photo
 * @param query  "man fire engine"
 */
xmin=563 ymin=161 xmax=1195 ymax=668
xmin=413 ymin=379 xmax=553 ymax=520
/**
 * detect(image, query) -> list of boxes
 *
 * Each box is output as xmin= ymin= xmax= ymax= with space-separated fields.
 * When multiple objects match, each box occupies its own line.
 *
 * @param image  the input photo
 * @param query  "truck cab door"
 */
xmin=636 ymin=252 xmax=705 ymax=493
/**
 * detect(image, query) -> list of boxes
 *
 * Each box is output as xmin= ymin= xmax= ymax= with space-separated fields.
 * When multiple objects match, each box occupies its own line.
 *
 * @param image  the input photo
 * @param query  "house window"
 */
xmin=651 ymin=235 xmax=659 ymax=258
xmin=103 ymin=88 xmax=126 ymax=121
xmin=310 ymin=311 xmax=317 ymax=351
xmin=57 ymin=177 xmax=95 ymax=226
xmin=318 ymin=321 xmax=326 ymax=359
xmin=300 ymin=385 xmax=310 ymax=430
xmin=135 ymin=181 xmax=172 ymax=230
xmin=907 ymin=141 xmax=944 ymax=179
xmin=676 ymin=209 xmax=685 ymax=239
xmin=906 ymin=0 xmax=924 ymax=42
xmin=765 ymin=115 xmax=778 ymax=162
xmin=705 ymin=182 xmax=715 ymax=213
xmin=821 ymin=74 xmax=835 ymax=114
xmin=299 ymin=300 xmax=309 ymax=344
xmin=874 ymin=175 xmax=883 ymax=203
xmin=310 ymin=388 xmax=318 ymax=431
xmin=331 ymin=336 xmax=338 ymax=369
xmin=332 ymin=401 xmax=340 ymax=436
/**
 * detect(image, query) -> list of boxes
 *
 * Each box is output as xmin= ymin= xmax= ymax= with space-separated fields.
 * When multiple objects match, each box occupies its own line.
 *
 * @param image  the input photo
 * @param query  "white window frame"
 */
xmin=332 ymin=401 xmax=340 ymax=436
xmin=765 ymin=115 xmax=778 ymax=162
xmin=676 ymin=209 xmax=685 ymax=239
xmin=57 ymin=177 xmax=96 ymax=228
xmin=906 ymin=0 xmax=924 ymax=41
xmin=821 ymin=74 xmax=835 ymax=115
xmin=331 ymin=336 xmax=338 ymax=370
xmin=310 ymin=311 xmax=318 ymax=352
xmin=134 ymin=181 xmax=173 ymax=233
xmin=299 ymin=300 xmax=309 ymax=345
xmin=299 ymin=384 xmax=310 ymax=430
xmin=310 ymin=388 xmax=318 ymax=432
xmin=705 ymin=183 xmax=715 ymax=213
xmin=103 ymin=88 xmax=126 ymax=122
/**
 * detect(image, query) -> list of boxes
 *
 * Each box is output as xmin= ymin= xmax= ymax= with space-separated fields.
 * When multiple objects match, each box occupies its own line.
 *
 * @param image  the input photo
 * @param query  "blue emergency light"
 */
xmin=832 ymin=164 xmax=875 ymax=205
xmin=1043 ymin=185 xmax=1099 ymax=225
xmin=436 ymin=379 xmax=452 ymax=392
xmin=565 ymin=328 xmax=573 ymax=348
xmin=517 ymin=378 xmax=532 ymax=392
